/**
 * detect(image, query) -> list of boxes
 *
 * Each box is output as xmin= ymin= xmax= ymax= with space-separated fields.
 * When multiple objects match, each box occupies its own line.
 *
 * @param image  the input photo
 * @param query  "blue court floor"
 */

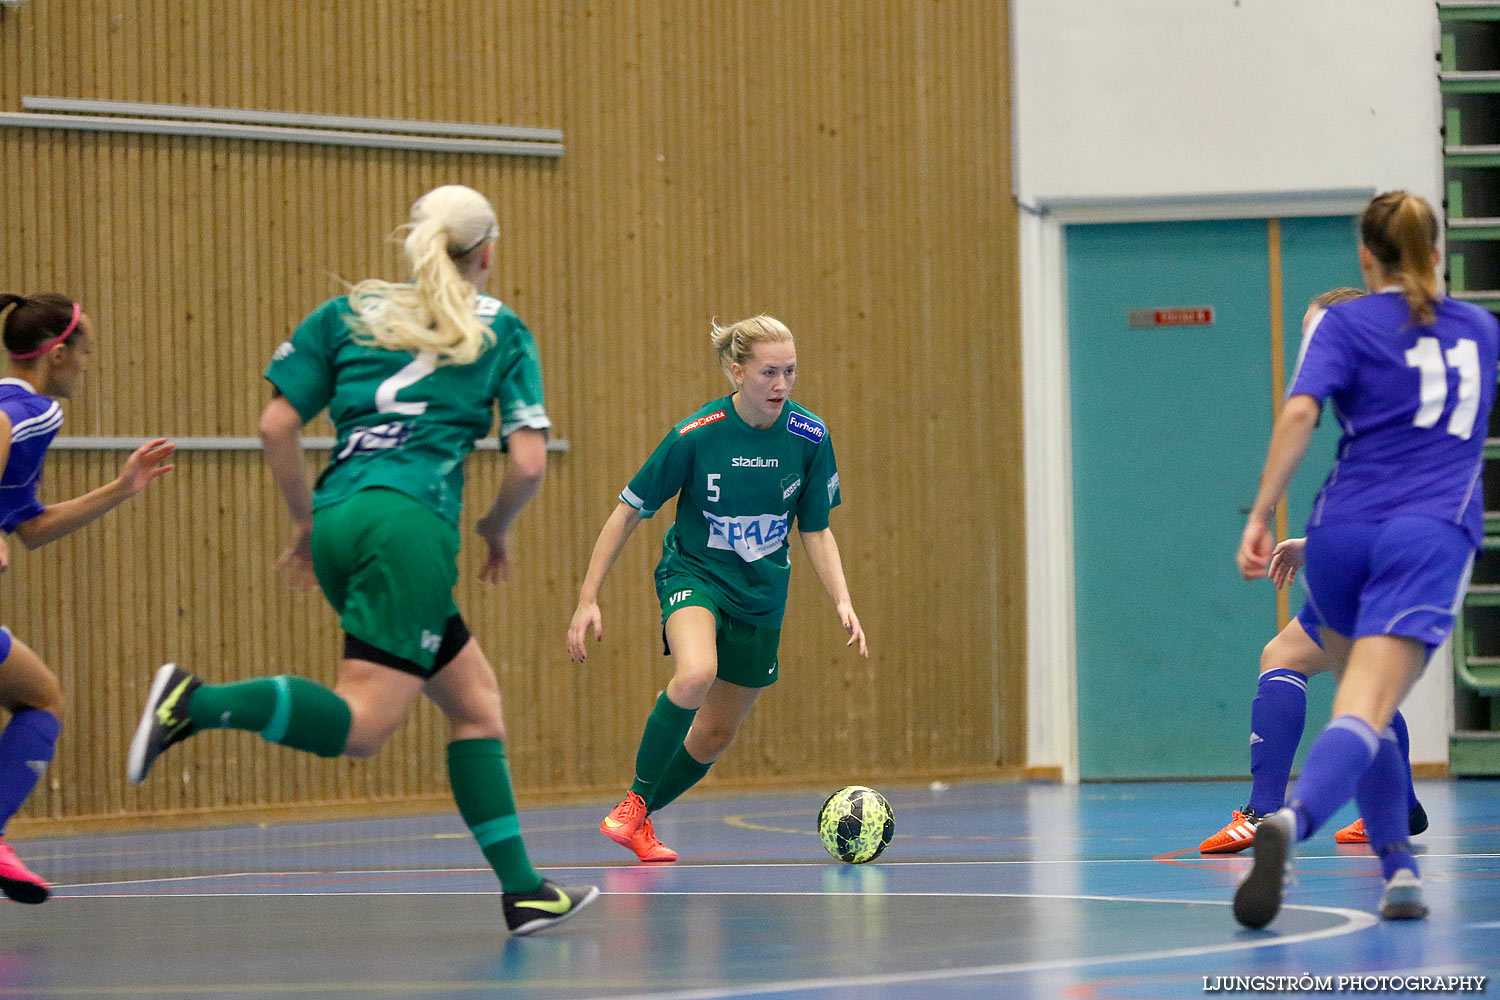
xmin=2 ymin=778 xmax=1497 ymax=998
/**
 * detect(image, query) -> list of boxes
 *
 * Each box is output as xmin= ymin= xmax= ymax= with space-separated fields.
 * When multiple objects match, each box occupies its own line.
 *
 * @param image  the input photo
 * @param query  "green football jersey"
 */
xmin=265 ymin=293 xmax=549 ymax=524
xmin=621 ymin=396 xmax=841 ymax=627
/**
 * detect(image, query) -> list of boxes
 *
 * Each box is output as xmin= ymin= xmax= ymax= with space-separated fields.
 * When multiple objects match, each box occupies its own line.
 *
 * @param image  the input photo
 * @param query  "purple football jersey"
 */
xmin=1289 ymin=292 xmax=1499 ymax=545
xmin=0 ymin=377 xmax=62 ymax=532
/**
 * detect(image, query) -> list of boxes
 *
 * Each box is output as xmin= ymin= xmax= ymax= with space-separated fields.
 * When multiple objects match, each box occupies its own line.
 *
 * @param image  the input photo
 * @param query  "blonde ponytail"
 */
xmin=1360 ymin=190 xmax=1441 ymax=327
xmin=709 ymin=315 xmax=794 ymax=383
xmin=347 ymin=185 xmax=500 ymax=365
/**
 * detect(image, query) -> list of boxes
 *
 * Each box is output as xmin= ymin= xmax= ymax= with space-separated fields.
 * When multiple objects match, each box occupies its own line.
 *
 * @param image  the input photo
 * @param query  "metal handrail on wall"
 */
xmin=2 ymin=96 xmax=565 ymax=157
xmin=51 ymin=436 xmax=570 ymax=452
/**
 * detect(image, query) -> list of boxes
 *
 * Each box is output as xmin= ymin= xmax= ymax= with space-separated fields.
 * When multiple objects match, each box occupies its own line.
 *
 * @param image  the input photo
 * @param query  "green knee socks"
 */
xmin=448 ymin=738 xmax=543 ymax=893
xmin=187 ymin=676 xmax=351 ymax=758
xmin=628 ymin=691 xmax=697 ymax=804
xmin=647 ymin=744 xmax=713 ymax=811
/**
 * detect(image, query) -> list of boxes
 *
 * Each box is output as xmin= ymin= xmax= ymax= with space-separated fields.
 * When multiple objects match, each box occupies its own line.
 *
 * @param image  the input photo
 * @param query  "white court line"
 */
xmin=546 ymin=854 xmax=1499 ymax=865
xmin=56 ymin=868 xmax=484 ymax=890
xmin=38 ymin=882 xmax=1385 ymax=998
xmin=64 ymin=891 xmax=505 ymax=899
xmin=52 ymin=852 xmax=1500 ymax=891
xmin=566 ymin=892 xmax=1377 ymax=1000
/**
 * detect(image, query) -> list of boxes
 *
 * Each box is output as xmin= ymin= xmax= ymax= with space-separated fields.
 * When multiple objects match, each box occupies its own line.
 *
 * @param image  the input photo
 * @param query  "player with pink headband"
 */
xmin=0 ymin=294 xmax=175 ymax=903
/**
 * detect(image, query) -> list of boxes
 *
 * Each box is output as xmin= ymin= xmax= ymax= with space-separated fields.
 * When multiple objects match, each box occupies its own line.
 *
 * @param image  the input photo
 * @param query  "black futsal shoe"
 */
xmin=1407 ymin=803 xmax=1429 ymax=838
xmin=127 ymin=663 xmax=202 ymax=784
xmin=1233 ymin=807 xmax=1295 ymax=929
xmin=502 ymin=880 xmax=600 ymax=936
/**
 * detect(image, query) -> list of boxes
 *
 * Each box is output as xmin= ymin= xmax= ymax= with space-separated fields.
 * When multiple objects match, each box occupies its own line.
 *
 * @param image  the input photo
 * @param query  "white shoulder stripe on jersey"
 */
xmin=11 ymin=405 xmax=63 ymax=436
xmin=1286 ymin=306 xmax=1328 ymax=397
xmin=9 ymin=407 xmax=63 ymax=443
xmin=9 ymin=401 xmax=61 ymax=437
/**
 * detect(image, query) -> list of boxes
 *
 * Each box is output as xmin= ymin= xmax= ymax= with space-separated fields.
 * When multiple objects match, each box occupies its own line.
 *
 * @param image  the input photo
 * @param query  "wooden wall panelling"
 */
xmin=0 ymin=0 xmax=1022 ymax=827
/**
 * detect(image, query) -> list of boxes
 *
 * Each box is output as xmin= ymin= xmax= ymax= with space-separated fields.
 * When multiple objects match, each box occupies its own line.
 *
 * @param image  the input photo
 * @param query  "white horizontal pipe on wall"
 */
xmin=51 ymin=436 xmax=570 ymax=452
xmin=0 ymin=112 xmax=563 ymax=157
xmin=22 ymin=95 xmax=564 ymax=144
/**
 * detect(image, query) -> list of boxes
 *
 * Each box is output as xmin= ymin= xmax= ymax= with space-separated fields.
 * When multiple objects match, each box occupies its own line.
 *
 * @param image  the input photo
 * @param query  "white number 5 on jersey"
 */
xmin=1405 ymin=336 xmax=1480 ymax=440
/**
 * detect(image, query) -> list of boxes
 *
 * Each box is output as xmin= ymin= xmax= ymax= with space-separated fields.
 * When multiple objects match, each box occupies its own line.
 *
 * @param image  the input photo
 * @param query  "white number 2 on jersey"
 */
xmin=375 ymin=350 xmax=438 ymax=416
xmin=1405 ymin=336 xmax=1481 ymax=440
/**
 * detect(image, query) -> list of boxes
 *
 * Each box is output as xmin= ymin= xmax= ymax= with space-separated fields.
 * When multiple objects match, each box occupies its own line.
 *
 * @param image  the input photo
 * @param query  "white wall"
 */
xmin=1014 ymin=0 xmax=1451 ymax=774
xmin=1013 ymin=0 xmax=1442 ymax=206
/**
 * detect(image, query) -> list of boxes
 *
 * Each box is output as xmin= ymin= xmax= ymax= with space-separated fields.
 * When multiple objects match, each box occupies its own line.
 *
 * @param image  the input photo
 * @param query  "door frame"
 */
xmin=1018 ymin=188 xmax=1376 ymax=783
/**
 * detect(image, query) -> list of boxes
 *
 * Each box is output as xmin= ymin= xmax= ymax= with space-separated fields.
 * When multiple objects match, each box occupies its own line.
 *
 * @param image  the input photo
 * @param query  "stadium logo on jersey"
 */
xmin=827 ymin=472 xmax=839 ymax=503
xmin=787 ymin=411 xmax=825 ymax=443
xmin=781 ymin=475 xmax=802 ymax=500
xmin=679 ymin=410 xmax=726 ymax=435
xmin=336 ymin=421 xmax=412 ymax=460
xmin=271 ymin=341 xmax=295 ymax=362
xmin=703 ymin=511 xmax=790 ymax=563
xmin=732 ymin=456 xmax=779 ymax=468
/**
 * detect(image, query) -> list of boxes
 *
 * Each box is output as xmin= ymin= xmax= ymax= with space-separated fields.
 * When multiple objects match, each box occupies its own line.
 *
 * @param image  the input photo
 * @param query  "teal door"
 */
xmin=1069 ymin=216 xmax=1359 ymax=780
xmin=1280 ymin=215 xmax=1364 ymax=533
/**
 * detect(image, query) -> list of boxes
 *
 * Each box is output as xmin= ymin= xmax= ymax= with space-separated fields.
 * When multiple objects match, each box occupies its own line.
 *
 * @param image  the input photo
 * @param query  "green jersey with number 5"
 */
xmin=621 ymin=396 xmax=841 ymax=627
xmin=265 ymin=294 xmax=549 ymax=524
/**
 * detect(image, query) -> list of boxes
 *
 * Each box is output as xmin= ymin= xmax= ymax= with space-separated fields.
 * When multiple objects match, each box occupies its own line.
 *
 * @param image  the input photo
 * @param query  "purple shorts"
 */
xmin=1298 ymin=516 xmax=1474 ymax=656
xmin=1294 ymin=601 xmax=1324 ymax=648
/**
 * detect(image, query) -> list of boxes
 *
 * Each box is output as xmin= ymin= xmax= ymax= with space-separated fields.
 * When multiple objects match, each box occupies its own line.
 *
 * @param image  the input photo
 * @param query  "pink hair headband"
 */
xmin=9 ymin=302 xmax=80 ymax=360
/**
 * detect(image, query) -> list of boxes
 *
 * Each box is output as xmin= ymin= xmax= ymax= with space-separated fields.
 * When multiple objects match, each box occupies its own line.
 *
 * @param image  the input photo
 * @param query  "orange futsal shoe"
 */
xmin=1334 ymin=804 xmax=1429 ymax=844
xmin=1334 ymin=817 xmax=1368 ymax=844
xmin=600 ymin=791 xmax=648 ymax=849
xmin=1199 ymin=807 xmax=1261 ymax=854
xmin=629 ymin=817 xmax=678 ymax=863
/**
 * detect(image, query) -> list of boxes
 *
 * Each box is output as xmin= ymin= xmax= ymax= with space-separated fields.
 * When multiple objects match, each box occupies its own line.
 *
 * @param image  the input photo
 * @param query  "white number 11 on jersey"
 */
xmin=1405 ymin=336 xmax=1480 ymax=440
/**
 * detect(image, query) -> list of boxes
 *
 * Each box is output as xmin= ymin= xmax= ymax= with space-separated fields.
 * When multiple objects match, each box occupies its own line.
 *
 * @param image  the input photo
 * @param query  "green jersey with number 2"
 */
xmin=265 ymin=294 xmax=549 ymax=524
xmin=621 ymin=396 xmax=841 ymax=627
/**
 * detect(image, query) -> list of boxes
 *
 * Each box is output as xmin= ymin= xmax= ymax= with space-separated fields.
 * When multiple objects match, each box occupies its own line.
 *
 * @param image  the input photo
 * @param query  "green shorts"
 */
xmin=311 ymin=487 xmax=460 ymax=675
xmin=658 ymin=577 xmax=782 ymax=688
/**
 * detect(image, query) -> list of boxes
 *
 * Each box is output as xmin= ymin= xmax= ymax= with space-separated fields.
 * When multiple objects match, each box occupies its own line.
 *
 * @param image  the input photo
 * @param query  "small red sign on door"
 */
xmin=1127 ymin=307 xmax=1214 ymax=328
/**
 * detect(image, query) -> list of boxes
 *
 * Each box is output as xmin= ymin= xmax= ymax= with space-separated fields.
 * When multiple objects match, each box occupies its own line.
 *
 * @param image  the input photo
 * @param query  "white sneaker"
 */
xmin=1379 ymin=868 xmax=1429 ymax=920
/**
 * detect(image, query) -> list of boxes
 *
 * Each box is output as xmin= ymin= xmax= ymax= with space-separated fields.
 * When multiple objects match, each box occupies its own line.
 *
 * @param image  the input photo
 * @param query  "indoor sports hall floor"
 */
xmin=3 ymin=778 xmax=1498 ymax=999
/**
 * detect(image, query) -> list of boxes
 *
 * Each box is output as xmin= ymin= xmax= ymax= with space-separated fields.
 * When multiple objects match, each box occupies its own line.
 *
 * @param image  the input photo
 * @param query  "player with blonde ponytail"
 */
xmin=348 ymin=184 xmax=499 ymax=366
xmin=568 ymin=314 xmax=867 ymax=863
xmin=128 ymin=185 xmax=597 ymax=936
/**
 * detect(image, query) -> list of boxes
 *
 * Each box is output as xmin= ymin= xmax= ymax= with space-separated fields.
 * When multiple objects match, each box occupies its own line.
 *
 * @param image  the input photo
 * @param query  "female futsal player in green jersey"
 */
xmin=567 ymin=315 xmax=868 ymax=862
xmin=128 ymin=184 xmax=596 ymax=935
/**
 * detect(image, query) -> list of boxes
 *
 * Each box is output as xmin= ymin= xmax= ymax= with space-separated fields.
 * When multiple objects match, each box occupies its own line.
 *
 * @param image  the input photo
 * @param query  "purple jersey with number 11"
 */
xmin=1290 ymin=291 xmax=1499 ymax=546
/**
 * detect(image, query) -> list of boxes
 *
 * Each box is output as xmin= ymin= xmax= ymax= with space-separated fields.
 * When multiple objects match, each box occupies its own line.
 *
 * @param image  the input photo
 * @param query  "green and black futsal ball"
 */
xmin=817 ymin=785 xmax=894 ymax=863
